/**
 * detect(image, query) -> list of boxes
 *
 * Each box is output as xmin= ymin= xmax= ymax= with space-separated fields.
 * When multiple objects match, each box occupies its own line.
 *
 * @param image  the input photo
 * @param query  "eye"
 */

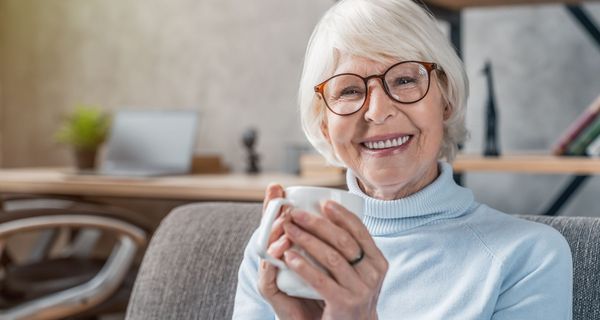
xmin=393 ymin=77 xmax=417 ymax=86
xmin=335 ymin=86 xmax=365 ymax=100
xmin=341 ymin=87 xmax=362 ymax=96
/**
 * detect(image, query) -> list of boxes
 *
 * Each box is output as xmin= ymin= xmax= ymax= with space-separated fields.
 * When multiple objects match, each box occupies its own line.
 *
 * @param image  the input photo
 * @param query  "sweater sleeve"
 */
xmin=232 ymin=230 xmax=277 ymax=320
xmin=491 ymin=225 xmax=573 ymax=320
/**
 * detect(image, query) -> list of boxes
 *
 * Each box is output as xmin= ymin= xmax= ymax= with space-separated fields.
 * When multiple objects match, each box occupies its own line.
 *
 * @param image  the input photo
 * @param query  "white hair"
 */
xmin=298 ymin=0 xmax=469 ymax=166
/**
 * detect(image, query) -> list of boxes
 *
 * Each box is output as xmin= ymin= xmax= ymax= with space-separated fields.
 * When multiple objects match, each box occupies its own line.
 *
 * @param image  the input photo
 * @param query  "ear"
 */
xmin=320 ymin=116 xmax=331 ymax=144
xmin=443 ymin=103 xmax=453 ymax=121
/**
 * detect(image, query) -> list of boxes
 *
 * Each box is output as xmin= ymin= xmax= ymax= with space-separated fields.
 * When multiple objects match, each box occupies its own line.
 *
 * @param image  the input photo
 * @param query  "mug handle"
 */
xmin=256 ymin=198 xmax=292 ymax=270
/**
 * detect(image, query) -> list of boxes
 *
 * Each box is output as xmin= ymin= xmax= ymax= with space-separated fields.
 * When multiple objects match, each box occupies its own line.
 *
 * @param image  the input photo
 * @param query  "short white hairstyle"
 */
xmin=299 ymin=0 xmax=469 ymax=166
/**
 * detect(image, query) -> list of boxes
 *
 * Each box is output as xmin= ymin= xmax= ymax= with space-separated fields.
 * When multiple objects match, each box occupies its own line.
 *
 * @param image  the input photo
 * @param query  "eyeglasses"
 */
xmin=314 ymin=61 xmax=439 ymax=116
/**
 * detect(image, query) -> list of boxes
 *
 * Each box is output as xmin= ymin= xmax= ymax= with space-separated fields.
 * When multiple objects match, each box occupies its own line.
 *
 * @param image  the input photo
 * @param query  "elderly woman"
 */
xmin=233 ymin=0 xmax=572 ymax=319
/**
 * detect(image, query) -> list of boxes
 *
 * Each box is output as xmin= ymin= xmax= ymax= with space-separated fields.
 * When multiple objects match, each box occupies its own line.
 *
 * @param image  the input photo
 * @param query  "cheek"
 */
xmin=413 ymin=107 xmax=446 ymax=149
xmin=325 ymin=115 xmax=364 ymax=167
xmin=428 ymin=120 xmax=446 ymax=153
xmin=326 ymin=115 xmax=358 ymax=144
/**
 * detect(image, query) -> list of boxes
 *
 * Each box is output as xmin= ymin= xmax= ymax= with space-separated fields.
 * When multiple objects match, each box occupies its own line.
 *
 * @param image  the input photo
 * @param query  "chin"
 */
xmin=362 ymin=167 xmax=412 ymax=190
xmin=358 ymin=159 xmax=439 ymax=195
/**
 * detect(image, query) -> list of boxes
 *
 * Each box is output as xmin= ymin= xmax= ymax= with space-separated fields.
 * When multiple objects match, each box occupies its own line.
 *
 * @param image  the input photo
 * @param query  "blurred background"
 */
xmin=0 ymin=0 xmax=598 ymax=215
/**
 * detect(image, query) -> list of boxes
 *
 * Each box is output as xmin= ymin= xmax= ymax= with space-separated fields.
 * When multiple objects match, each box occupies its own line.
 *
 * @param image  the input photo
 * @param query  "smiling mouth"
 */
xmin=361 ymin=135 xmax=412 ymax=150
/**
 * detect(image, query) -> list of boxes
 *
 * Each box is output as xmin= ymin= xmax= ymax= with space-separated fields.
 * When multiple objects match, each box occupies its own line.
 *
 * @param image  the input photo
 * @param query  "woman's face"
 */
xmin=321 ymin=55 xmax=448 ymax=200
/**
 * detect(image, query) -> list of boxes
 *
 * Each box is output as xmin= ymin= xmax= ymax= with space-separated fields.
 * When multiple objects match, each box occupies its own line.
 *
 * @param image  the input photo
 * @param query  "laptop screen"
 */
xmin=101 ymin=110 xmax=197 ymax=173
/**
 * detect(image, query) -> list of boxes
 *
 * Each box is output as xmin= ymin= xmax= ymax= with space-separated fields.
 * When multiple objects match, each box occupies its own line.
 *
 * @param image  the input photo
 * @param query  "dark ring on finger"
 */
xmin=348 ymin=248 xmax=365 ymax=266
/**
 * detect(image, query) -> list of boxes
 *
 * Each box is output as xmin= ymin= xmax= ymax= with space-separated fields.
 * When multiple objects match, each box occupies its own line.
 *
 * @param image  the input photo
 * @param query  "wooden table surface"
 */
xmin=0 ymin=168 xmax=346 ymax=202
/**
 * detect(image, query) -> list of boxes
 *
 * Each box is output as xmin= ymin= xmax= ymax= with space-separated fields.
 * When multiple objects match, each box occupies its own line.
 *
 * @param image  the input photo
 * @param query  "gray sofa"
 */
xmin=125 ymin=203 xmax=600 ymax=320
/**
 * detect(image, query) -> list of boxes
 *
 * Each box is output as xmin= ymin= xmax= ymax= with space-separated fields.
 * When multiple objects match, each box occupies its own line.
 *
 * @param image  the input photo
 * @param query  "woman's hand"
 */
xmin=282 ymin=200 xmax=388 ymax=320
xmin=258 ymin=184 xmax=388 ymax=320
xmin=257 ymin=184 xmax=324 ymax=319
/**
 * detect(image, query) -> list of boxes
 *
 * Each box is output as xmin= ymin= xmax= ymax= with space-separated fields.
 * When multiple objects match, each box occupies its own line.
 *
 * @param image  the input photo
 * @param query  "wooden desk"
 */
xmin=0 ymin=169 xmax=345 ymax=255
xmin=0 ymin=168 xmax=345 ymax=202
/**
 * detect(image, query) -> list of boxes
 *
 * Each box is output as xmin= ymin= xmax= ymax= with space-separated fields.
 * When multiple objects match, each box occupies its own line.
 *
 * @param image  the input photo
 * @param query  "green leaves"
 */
xmin=56 ymin=105 xmax=111 ymax=151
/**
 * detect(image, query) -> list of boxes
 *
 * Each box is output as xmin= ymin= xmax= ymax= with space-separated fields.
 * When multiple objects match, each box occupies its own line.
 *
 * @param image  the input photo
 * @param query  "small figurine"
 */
xmin=242 ymin=128 xmax=261 ymax=174
xmin=482 ymin=61 xmax=501 ymax=157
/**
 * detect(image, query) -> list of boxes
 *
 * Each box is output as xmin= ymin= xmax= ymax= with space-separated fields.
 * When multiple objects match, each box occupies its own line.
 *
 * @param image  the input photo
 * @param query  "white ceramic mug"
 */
xmin=256 ymin=186 xmax=364 ymax=300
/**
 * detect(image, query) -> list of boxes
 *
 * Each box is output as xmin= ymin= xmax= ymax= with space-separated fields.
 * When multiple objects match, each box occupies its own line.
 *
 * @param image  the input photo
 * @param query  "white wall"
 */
xmin=0 ymin=0 xmax=598 ymax=216
xmin=0 ymin=0 xmax=329 ymax=170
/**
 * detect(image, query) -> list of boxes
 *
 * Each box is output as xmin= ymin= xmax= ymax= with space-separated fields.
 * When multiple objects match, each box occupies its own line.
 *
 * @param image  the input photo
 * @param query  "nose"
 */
xmin=363 ymin=78 xmax=398 ymax=124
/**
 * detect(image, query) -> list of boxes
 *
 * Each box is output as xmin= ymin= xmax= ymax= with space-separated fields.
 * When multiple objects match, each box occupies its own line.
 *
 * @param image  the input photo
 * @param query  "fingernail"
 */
xmin=291 ymin=209 xmax=308 ymax=222
xmin=284 ymin=250 xmax=298 ymax=262
xmin=275 ymin=236 xmax=288 ymax=248
xmin=319 ymin=200 xmax=328 ymax=210
xmin=280 ymin=207 xmax=289 ymax=219
xmin=325 ymin=201 xmax=339 ymax=213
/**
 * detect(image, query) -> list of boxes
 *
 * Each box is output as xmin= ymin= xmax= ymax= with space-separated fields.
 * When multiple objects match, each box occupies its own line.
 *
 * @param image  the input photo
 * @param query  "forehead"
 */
xmin=332 ymin=53 xmax=400 ymax=76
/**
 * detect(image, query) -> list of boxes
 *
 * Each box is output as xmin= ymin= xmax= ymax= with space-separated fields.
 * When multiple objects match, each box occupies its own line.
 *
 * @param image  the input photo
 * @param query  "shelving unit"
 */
xmin=454 ymin=154 xmax=597 ymax=216
xmin=422 ymin=0 xmax=600 ymax=216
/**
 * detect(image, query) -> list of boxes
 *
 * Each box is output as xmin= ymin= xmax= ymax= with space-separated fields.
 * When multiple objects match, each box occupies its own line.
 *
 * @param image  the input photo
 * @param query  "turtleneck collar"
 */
xmin=346 ymin=162 xmax=476 ymax=236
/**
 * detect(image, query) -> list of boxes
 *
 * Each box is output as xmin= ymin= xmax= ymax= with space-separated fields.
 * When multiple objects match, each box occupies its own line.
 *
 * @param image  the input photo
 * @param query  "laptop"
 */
xmin=83 ymin=110 xmax=197 ymax=177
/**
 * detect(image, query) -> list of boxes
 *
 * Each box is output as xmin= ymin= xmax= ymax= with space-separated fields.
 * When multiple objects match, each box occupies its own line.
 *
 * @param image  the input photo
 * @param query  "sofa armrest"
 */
xmin=518 ymin=215 xmax=600 ymax=320
xmin=126 ymin=202 xmax=262 ymax=320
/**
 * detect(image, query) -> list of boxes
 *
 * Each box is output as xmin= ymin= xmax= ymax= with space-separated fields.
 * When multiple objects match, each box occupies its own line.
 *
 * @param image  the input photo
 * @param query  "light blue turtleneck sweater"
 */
xmin=233 ymin=162 xmax=573 ymax=319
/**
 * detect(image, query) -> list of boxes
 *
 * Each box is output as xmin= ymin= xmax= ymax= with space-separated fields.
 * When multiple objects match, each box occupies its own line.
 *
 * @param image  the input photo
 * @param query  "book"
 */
xmin=586 ymin=134 xmax=600 ymax=157
xmin=552 ymin=95 xmax=600 ymax=155
xmin=565 ymin=115 xmax=600 ymax=156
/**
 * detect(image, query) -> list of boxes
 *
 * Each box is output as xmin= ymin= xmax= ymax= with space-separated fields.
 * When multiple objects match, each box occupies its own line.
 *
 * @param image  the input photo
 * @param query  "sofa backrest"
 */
xmin=126 ymin=203 xmax=600 ymax=320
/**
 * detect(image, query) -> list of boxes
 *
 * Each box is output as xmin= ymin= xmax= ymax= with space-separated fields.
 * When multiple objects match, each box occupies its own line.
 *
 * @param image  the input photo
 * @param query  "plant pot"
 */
xmin=74 ymin=149 xmax=97 ymax=170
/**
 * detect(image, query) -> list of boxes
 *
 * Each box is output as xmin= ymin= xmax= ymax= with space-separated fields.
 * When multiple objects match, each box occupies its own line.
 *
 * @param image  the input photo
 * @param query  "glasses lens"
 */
xmin=323 ymin=74 xmax=366 ymax=115
xmin=384 ymin=62 xmax=430 ymax=103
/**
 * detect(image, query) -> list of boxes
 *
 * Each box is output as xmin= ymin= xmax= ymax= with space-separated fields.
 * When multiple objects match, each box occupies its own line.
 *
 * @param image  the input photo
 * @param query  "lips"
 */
xmin=361 ymin=135 xmax=412 ymax=150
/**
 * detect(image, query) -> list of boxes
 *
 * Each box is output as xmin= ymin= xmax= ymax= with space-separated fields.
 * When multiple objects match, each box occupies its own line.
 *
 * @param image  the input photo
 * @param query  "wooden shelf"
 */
xmin=453 ymin=154 xmax=600 ymax=174
xmin=423 ymin=0 xmax=589 ymax=10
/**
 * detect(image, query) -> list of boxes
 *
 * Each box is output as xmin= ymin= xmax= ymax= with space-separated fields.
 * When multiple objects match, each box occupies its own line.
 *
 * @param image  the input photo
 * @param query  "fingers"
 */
xmin=288 ymin=208 xmax=361 ymax=263
xmin=258 ymin=229 xmax=290 ymax=300
xmin=285 ymin=201 xmax=388 ymax=293
xmin=262 ymin=183 xmax=285 ymax=213
xmin=283 ymin=249 xmax=349 ymax=299
xmin=267 ymin=209 xmax=292 ymax=245
xmin=283 ymin=221 xmax=364 ymax=293
xmin=267 ymin=234 xmax=291 ymax=259
xmin=258 ymin=259 xmax=280 ymax=297
xmin=321 ymin=201 xmax=388 ymax=273
xmin=263 ymin=183 xmax=289 ymax=245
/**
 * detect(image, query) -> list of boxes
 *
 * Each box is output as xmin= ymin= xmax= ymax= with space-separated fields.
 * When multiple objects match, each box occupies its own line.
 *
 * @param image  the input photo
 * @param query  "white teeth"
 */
xmin=363 ymin=136 xmax=410 ymax=150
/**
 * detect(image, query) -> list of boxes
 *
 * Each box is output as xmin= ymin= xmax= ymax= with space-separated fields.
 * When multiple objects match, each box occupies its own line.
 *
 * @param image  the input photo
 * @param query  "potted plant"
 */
xmin=56 ymin=105 xmax=111 ymax=170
